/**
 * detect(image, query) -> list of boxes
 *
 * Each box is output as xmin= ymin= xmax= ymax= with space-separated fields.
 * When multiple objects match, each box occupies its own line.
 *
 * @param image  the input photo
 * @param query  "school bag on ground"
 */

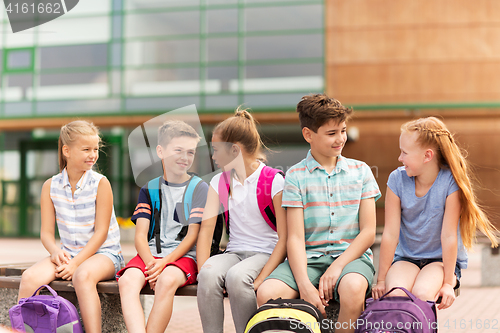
xmin=145 ymin=173 xmax=223 ymax=256
xmin=355 ymin=287 xmax=437 ymax=333
xmin=219 ymin=166 xmax=285 ymax=234
xmin=244 ymin=298 xmax=328 ymax=333
xmin=9 ymin=284 xmax=83 ymax=333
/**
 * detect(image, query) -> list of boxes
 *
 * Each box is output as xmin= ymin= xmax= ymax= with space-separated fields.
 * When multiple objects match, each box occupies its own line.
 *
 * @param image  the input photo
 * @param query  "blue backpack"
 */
xmin=145 ymin=174 xmax=223 ymax=256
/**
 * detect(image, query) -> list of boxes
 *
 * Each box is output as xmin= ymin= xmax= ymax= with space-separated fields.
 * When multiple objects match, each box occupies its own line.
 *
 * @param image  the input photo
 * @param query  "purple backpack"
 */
xmin=355 ymin=287 xmax=437 ymax=333
xmin=218 ymin=166 xmax=284 ymax=233
xmin=9 ymin=285 xmax=83 ymax=333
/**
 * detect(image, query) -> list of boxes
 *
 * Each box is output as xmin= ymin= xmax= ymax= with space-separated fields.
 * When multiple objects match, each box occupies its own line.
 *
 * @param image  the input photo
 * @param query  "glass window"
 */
xmin=36 ymin=99 xmax=121 ymax=114
xmin=111 ymin=42 xmax=122 ymax=67
xmin=240 ymin=63 xmax=323 ymax=93
xmin=26 ymin=152 xmax=58 ymax=179
xmin=70 ymin=0 xmax=111 ymax=14
xmin=207 ymin=9 xmax=238 ymax=33
xmin=207 ymin=38 xmax=238 ymax=62
xmin=125 ymin=68 xmax=210 ymax=96
xmin=126 ymin=40 xmax=200 ymax=66
xmin=245 ymin=34 xmax=323 ymax=60
xmin=5 ymin=30 xmax=33 ymax=48
xmin=27 ymin=207 xmax=41 ymax=235
xmin=3 ymin=183 xmax=19 ymax=205
xmin=7 ymin=50 xmax=32 ymax=70
xmin=125 ymin=12 xmax=200 ymax=38
xmin=1 ymin=207 xmax=19 ymax=235
xmin=39 ymin=72 xmax=107 ymax=86
xmin=207 ymin=0 xmax=237 ymax=4
xmin=125 ymin=96 xmax=201 ymax=111
xmin=112 ymin=15 xmax=122 ymax=39
xmin=246 ymin=63 xmax=323 ymax=78
xmin=4 ymin=102 xmax=32 ymax=116
xmin=3 ymin=74 xmax=32 ymax=101
xmin=38 ymin=16 xmax=110 ymax=46
xmin=1 ymin=151 xmax=20 ymax=180
xmin=126 ymin=0 xmax=199 ymax=10
xmin=204 ymin=95 xmax=238 ymax=109
xmin=207 ymin=66 xmax=238 ymax=93
xmin=40 ymin=44 xmax=108 ymax=69
xmin=32 ymin=72 xmax=108 ymax=100
xmin=245 ymin=5 xmax=322 ymax=31
xmin=244 ymin=92 xmax=310 ymax=107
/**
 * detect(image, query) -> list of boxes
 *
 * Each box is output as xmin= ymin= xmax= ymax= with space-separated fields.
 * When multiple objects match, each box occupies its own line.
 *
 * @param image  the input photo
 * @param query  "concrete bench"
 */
xmin=0 ymin=264 xmax=197 ymax=332
xmin=0 ymin=264 xmax=198 ymax=296
xmin=479 ymin=234 xmax=500 ymax=286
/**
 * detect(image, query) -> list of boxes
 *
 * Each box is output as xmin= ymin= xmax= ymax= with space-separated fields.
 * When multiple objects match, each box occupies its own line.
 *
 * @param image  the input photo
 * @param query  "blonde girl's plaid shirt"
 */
xmin=50 ymin=169 xmax=122 ymax=258
xmin=282 ymin=151 xmax=381 ymax=261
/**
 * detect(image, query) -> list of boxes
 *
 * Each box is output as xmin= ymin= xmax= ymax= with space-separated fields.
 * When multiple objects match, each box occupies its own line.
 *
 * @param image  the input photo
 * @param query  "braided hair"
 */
xmin=401 ymin=117 xmax=498 ymax=249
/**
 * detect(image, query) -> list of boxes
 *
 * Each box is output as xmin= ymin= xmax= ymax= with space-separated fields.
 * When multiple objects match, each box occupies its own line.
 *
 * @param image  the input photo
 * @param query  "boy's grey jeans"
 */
xmin=197 ymin=251 xmax=271 ymax=333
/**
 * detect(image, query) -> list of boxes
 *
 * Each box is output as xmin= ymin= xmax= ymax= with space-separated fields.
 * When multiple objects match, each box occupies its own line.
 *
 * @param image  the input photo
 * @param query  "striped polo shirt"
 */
xmin=50 ymin=169 xmax=122 ymax=258
xmin=282 ymin=150 xmax=381 ymax=261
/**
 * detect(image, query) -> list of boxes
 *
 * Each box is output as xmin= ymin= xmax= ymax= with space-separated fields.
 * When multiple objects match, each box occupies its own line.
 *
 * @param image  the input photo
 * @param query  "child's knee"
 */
xmin=118 ymin=269 xmax=144 ymax=291
xmin=225 ymin=267 xmax=252 ymax=291
xmin=21 ymin=268 xmax=40 ymax=288
xmin=412 ymin=286 xmax=434 ymax=302
xmin=156 ymin=272 xmax=182 ymax=293
xmin=338 ymin=275 xmax=368 ymax=307
xmin=197 ymin=264 xmax=221 ymax=286
xmin=256 ymin=281 xmax=276 ymax=306
xmin=72 ymin=268 xmax=92 ymax=286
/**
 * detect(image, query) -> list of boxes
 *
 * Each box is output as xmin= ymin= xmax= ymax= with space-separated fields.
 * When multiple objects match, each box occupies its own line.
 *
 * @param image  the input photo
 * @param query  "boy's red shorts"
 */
xmin=116 ymin=254 xmax=197 ymax=288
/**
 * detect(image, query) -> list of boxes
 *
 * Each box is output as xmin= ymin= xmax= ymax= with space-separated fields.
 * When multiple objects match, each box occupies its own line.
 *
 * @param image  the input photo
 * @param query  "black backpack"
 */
xmin=245 ymin=298 xmax=328 ymax=333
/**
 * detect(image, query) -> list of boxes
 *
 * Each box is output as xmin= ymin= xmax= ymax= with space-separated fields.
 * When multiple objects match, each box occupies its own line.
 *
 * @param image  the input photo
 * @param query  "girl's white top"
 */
xmin=50 ymin=169 xmax=122 ymax=258
xmin=210 ymin=162 xmax=285 ymax=254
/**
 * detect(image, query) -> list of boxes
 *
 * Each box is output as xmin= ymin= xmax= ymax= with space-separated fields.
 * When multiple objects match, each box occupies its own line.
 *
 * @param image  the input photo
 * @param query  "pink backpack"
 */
xmin=218 ymin=166 xmax=284 ymax=233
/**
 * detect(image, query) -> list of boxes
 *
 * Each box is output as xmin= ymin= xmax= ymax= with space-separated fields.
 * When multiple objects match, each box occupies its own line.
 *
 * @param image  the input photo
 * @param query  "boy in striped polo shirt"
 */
xmin=257 ymin=94 xmax=381 ymax=333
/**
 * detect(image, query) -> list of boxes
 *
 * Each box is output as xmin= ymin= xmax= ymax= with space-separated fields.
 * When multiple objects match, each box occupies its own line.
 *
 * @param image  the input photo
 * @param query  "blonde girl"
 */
xmin=18 ymin=120 xmax=124 ymax=333
xmin=196 ymin=108 xmax=287 ymax=333
xmin=372 ymin=117 xmax=497 ymax=310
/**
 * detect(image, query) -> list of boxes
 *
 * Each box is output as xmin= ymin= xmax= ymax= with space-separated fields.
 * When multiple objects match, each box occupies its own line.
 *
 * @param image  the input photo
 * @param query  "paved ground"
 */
xmin=1 ymin=238 xmax=499 ymax=333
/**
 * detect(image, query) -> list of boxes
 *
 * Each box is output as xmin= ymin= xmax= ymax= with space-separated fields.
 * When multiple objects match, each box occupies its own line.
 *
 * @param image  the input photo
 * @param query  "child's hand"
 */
xmin=300 ymin=283 xmax=326 ymax=318
xmin=55 ymin=260 xmax=77 ymax=280
xmin=253 ymin=276 xmax=264 ymax=291
xmin=50 ymin=249 xmax=71 ymax=267
xmin=145 ymin=258 xmax=167 ymax=283
xmin=372 ymin=281 xmax=386 ymax=299
xmin=435 ymin=283 xmax=455 ymax=310
xmin=318 ymin=263 xmax=342 ymax=306
xmin=149 ymin=280 xmax=157 ymax=291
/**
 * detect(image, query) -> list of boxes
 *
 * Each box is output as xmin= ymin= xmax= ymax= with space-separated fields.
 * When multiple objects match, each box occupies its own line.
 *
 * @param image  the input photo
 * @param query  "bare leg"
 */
xmin=18 ymin=257 xmax=57 ymax=301
xmin=118 ymin=268 xmax=147 ymax=333
xmin=412 ymin=262 xmax=446 ymax=301
xmin=146 ymin=266 xmax=187 ymax=333
xmin=336 ymin=273 xmax=368 ymax=333
xmin=256 ymin=278 xmax=299 ymax=307
xmin=72 ymin=254 xmax=115 ymax=333
xmin=385 ymin=261 xmax=420 ymax=297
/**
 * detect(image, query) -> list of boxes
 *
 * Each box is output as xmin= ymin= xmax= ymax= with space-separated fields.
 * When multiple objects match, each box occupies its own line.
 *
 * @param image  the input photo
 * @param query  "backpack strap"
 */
xmin=9 ymin=285 xmax=60 ymax=333
xmin=147 ymin=177 xmax=162 ymax=254
xmin=176 ymin=174 xmax=203 ymax=241
xmin=218 ymin=170 xmax=231 ymax=234
xmin=257 ymin=166 xmax=285 ymax=232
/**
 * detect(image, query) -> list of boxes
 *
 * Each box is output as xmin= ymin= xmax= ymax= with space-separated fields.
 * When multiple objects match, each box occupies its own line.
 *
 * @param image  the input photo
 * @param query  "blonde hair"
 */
xmin=58 ymin=120 xmax=101 ymax=172
xmin=158 ymin=120 xmax=201 ymax=147
xmin=401 ymin=117 xmax=498 ymax=249
xmin=213 ymin=107 xmax=267 ymax=162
